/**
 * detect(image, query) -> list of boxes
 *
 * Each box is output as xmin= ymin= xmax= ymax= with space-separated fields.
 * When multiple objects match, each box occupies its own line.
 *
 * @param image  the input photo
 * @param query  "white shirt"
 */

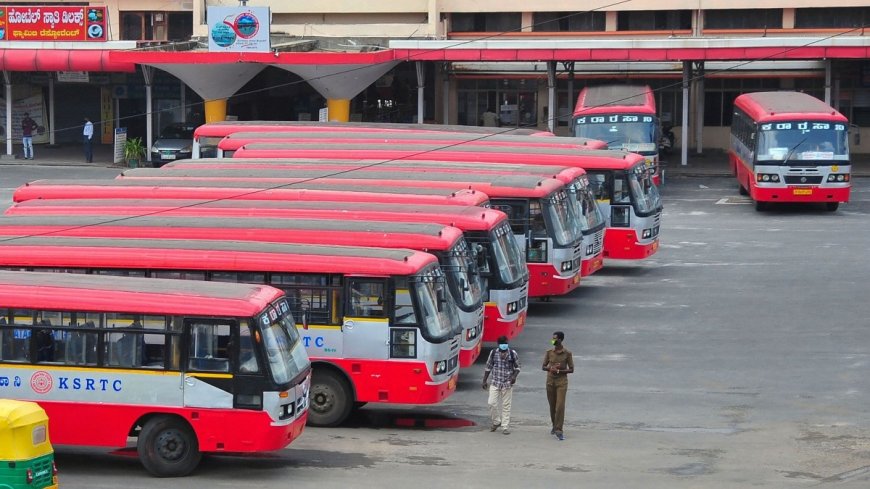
xmin=83 ymin=121 xmax=93 ymax=139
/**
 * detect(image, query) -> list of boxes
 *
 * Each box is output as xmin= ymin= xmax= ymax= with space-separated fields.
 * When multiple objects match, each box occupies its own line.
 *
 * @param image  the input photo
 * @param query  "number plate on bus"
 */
xmin=793 ymin=188 xmax=813 ymax=195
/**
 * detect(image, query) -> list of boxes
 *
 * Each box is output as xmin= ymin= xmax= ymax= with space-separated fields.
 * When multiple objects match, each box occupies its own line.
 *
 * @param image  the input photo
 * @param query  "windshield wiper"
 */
xmin=782 ymin=137 xmax=808 ymax=163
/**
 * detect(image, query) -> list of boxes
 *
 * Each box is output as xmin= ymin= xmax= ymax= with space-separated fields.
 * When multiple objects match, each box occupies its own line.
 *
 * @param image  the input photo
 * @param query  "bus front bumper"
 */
xmin=527 ymin=265 xmax=580 ymax=298
xmin=604 ymin=230 xmax=659 ymax=260
xmin=753 ymin=185 xmax=850 ymax=203
xmin=581 ymin=255 xmax=605 ymax=276
xmin=459 ymin=341 xmax=482 ymax=368
xmin=483 ymin=305 xmax=526 ymax=342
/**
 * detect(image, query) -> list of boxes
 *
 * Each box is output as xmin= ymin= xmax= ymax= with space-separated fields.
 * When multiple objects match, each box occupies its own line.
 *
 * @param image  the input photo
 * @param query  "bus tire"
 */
xmin=137 ymin=416 xmax=201 ymax=477
xmin=825 ymin=202 xmax=839 ymax=212
xmin=755 ymin=200 xmax=767 ymax=212
xmin=308 ymin=369 xmax=353 ymax=427
xmin=738 ymin=183 xmax=748 ymax=196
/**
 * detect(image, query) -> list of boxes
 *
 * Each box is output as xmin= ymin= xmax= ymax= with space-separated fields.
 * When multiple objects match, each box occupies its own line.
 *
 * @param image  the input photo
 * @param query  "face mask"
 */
xmin=551 ymin=339 xmax=557 ymax=345
xmin=498 ymin=343 xmax=509 ymax=351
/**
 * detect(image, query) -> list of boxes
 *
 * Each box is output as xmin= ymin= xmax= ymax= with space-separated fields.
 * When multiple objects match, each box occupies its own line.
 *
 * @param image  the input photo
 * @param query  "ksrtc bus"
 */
xmin=5 ymin=199 xmax=529 ymax=348
xmin=0 ymin=237 xmax=459 ymax=428
xmin=160 ymin=158 xmax=605 ymax=277
xmin=118 ymin=168 xmax=582 ymax=299
xmin=229 ymin=143 xmax=660 ymax=260
xmin=192 ymin=121 xmax=550 ymax=158
xmin=214 ymin=130 xmax=606 ymax=158
xmin=12 ymin=179 xmax=490 ymax=208
xmin=0 ymin=214 xmax=483 ymax=367
xmin=0 ymin=269 xmax=310 ymax=476
xmin=729 ymin=91 xmax=851 ymax=211
xmin=572 ymin=85 xmax=662 ymax=184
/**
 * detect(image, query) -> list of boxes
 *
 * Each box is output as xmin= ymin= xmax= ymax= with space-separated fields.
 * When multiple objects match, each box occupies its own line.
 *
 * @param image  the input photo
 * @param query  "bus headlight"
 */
xmin=506 ymin=301 xmax=518 ymax=314
xmin=827 ymin=173 xmax=850 ymax=182
xmin=433 ymin=360 xmax=448 ymax=374
xmin=756 ymin=173 xmax=780 ymax=182
xmin=586 ymin=244 xmax=594 ymax=255
xmin=560 ymin=261 xmax=573 ymax=272
xmin=465 ymin=327 xmax=478 ymax=341
xmin=642 ymin=228 xmax=652 ymax=239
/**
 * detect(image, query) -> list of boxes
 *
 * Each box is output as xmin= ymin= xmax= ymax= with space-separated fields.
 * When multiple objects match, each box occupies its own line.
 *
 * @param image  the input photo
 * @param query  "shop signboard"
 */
xmin=0 ymin=6 xmax=108 ymax=42
xmin=207 ymin=6 xmax=270 ymax=53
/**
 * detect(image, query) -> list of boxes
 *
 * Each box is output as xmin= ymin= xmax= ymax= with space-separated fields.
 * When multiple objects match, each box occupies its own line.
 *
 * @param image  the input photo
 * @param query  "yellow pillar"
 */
xmin=204 ymin=99 xmax=228 ymax=123
xmin=326 ymin=99 xmax=351 ymax=122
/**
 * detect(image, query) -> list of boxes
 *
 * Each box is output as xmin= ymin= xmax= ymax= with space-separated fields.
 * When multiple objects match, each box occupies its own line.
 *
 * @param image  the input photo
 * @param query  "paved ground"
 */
xmin=2 ymin=143 xmax=869 ymax=178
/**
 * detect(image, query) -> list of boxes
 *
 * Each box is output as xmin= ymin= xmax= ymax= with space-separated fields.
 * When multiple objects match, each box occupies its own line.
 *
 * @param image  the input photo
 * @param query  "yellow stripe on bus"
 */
xmin=342 ymin=317 xmax=389 ymax=323
xmin=186 ymin=372 xmax=233 ymax=379
xmin=0 ymin=363 xmax=180 ymax=376
xmin=298 ymin=324 xmax=342 ymax=330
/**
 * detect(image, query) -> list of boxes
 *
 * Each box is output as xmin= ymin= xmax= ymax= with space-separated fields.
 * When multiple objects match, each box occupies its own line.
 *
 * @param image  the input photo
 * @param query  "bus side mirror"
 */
xmin=300 ymin=299 xmax=310 ymax=330
xmin=436 ymin=288 xmax=446 ymax=312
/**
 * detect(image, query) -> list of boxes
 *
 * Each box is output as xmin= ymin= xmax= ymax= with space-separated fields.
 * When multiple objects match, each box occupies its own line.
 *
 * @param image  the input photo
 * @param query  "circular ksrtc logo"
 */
xmin=30 ymin=371 xmax=53 ymax=394
xmin=234 ymin=13 xmax=259 ymax=39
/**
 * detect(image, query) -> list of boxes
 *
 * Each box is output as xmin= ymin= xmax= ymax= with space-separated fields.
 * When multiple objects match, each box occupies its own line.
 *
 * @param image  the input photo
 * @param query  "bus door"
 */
xmin=344 ymin=278 xmax=390 ymax=380
xmin=182 ymin=318 xmax=234 ymax=408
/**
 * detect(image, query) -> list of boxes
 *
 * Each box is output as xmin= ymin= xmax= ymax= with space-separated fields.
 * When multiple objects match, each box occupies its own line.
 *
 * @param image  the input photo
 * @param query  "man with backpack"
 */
xmin=482 ymin=335 xmax=520 ymax=435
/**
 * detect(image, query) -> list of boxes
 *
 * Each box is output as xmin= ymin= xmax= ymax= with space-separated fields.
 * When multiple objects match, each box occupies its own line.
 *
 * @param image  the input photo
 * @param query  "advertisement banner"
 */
xmin=207 ymin=6 xmax=270 ymax=53
xmin=0 ymin=93 xmax=49 ymax=145
xmin=0 ymin=6 xmax=108 ymax=42
xmin=100 ymin=87 xmax=113 ymax=144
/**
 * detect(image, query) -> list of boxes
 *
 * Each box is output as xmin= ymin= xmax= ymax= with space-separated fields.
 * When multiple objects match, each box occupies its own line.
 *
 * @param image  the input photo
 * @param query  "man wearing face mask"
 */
xmin=542 ymin=331 xmax=573 ymax=440
xmin=482 ymin=335 xmax=520 ymax=435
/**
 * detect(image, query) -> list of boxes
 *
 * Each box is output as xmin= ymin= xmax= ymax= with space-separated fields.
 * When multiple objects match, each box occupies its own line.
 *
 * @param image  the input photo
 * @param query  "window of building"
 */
xmin=121 ymin=12 xmax=193 ymax=41
xmin=704 ymin=9 xmax=783 ymax=30
xmin=795 ymin=8 xmax=870 ymax=28
xmin=617 ymin=11 xmax=691 ymax=31
xmin=532 ymin=12 xmax=605 ymax=32
xmin=451 ymin=13 xmax=522 ymax=32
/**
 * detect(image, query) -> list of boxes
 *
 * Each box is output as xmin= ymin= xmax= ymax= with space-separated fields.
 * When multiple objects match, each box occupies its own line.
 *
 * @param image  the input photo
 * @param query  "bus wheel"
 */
xmin=309 ymin=369 xmax=352 ymax=427
xmin=137 ymin=416 xmax=201 ymax=477
xmin=825 ymin=202 xmax=839 ymax=212
xmin=754 ymin=201 xmax=767 ymax=212
xmin=739 ymin=183 xmax=748 ymax=196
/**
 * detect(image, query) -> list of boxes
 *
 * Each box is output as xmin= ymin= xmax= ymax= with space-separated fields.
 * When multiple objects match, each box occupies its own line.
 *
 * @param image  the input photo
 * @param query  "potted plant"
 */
xmin=124 ymin=137 xmax=146 ymax=168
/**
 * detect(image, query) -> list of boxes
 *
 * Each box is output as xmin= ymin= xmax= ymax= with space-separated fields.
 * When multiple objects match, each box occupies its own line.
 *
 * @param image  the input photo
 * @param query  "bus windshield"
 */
xmin=756 ymin=121 xmax=849 ymax=162
xmin=628 ymin=166 xmax=661 ymax=214
xmin=412 ymin=268 xmax=460 ymax=341
xmin=571 ymin=181 xmax=606 ymax=232
xmin=444 ymin=240 xmax=483 ymax=311
xmin=259 ymin=298 xmax=309 ymax=385
xmin=574 ymin=115 xmax=658 ymax=154
xmin=544 ymin=189 xmax=577 ymax=246
xmin=490 ymin=222 xmax=527 ymax=285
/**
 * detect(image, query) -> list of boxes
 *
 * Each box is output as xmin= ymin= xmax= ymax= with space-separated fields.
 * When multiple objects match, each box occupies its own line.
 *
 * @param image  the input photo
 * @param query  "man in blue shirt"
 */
xmin=82 ymin=117 xmax=94 ymax=163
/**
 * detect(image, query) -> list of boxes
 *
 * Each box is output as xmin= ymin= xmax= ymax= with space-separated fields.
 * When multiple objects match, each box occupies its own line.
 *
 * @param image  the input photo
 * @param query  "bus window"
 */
xmin=211 ymin=271 xmax=267 ymax=283
xmin=92 ymin=269 xmax=147 ymax=277
xmin=587 ymin=173 xmax=611 ymax=201
xmin=613 ymin=175 xmax=631 ymax=204
xmin=394 ymin=285 xmax=416 ymax=324
xmin=187 ymin=322 xmax=231 ymax=372
xmin=348 ymin=279 xmax=386 ymax=318
xmin=529 ymin=200 xmax=546 ymax=233
xmin=238 ymin=322 xmax=261 ymax=374
xmin=152 ymin=270 xmax=207 ymax=281
xmin=65 ymin=315 xmax=98 ymax=366
xmin=390 ymin=328 xmax=417 ymax=358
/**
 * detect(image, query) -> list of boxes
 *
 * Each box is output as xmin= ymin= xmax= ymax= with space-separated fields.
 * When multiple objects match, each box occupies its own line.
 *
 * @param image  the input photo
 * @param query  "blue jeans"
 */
xmin=22 ymin=136 xmax=33 ymax=159
xmin=83 ymin=136 xmax=92 ymax=162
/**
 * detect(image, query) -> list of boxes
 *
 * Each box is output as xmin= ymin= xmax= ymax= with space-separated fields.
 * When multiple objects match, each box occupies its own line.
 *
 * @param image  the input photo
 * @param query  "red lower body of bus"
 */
xmin=459 ymin=341 xmax=482 ymax=368
xmin=39 ymin=401 xmax=307 ymax=452
xmin=750 ymin=185 xmax=850 ymax=203
xmin=581 ymin=254 xmax=605 ymax=276
xmin=482 ymin=307 xmax=527 ymax=343
xmin=326 ymin=358 xmax=458 ymax=405
xmin=604 ymin=230 xmax=659 ymax=260
xmin=527 ymin=264 xmax=580 ymax=298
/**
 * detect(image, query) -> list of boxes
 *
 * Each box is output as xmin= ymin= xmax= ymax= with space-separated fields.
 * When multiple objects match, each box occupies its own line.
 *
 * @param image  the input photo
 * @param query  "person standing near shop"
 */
xmin=21 ymin=112 xmax=37 ymax=160
xmin=82 ymin=117 xmax=94 ymax=163
xmin=482 ymin=335 xmax=520 ymax=435
xmin=542 ymin=331 xmax=574 ymax=440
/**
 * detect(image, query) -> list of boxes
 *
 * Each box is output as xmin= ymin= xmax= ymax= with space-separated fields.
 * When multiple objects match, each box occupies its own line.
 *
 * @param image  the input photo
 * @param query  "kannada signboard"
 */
xmin=207 ymin=6 xmax=270 ymax=53
xmin=0 ymin=6 xmax=108 ymax=42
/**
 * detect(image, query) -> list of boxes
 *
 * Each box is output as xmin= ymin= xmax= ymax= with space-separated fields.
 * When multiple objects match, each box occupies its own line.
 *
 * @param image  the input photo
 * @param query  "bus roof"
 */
xmin=733 ymin=91 xmax=848 ymax=123
xmin=0 ymin=269 xmax=284 ymax=317
xmin=6 ymin=199 xmax=509 ymax=232
xmin=194 ymin=121 xmax=549 ymax=139
xmin=163 ymin=158 xmax=588 ymax=184
xmin=0 ymin=236 xmax=438 ymax=276
xmin=218 ymin=131 xmax=606 ymax=151
xmin=573 ymin=85 xmax=657 ymax=116
xmin=118 ymin=169 xmax=567 ymax=199
xmin=13 ymin=179 xmax=490 ymax=207
xmin=232 ymin=143 xmax=646 ymax=171
xmin=0 ymin=215 xmax=465 ymax=251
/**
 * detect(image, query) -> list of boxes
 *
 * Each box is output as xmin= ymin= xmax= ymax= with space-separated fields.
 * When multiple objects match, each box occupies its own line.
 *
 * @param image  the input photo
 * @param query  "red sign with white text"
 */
xmin=0 ymin=6 xmax=107 ymax=42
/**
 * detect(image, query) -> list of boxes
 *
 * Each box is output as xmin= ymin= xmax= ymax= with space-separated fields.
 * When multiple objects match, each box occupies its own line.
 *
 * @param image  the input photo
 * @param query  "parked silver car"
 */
xmin=150 ymin=123 xmax=196 ymax=167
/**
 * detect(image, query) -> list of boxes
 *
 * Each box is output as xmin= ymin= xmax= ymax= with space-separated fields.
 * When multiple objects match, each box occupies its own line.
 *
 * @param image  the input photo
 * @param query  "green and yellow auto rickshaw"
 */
xmin=0 ymin=399 xmax=58 ymax=489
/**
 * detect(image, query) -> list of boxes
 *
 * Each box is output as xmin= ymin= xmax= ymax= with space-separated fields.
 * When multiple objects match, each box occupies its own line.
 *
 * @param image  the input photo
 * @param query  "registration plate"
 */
xmin=448 ymin=375 xmax=457 ymax=391
xmin=793 ymin=188 xmax=813 ymax=195
xmin=161 ymin=152 xmax=176 ymax=160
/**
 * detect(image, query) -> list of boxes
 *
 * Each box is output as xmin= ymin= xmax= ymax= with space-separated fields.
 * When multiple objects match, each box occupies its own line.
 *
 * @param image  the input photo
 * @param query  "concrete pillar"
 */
xmin=180 ymin=80 xmax=186 ymax=123
xmin=681 ymin=62 xmax=690 ymax=167
xmin=824 ymin=60 xmax=832 ymax=105
xmin=204 ymin=99 xmax=228 ymax=123
xmin=48 ymin=75 xmax=56 ymax=145
xmin=142 ymin=66 xmax=154 ymax=163
xmin=694 ymin=62 xmax=704 ymax=155
xmin=605 ymin=12 xmax=617 ymax=31
xmin=416 ymin=62 xmax=425 ymax=124
xmin=442 ymin=63 xmax=450 ymax=124
xmin=4 ymin=71 xmax=11 ymax=158
xmin=547 ymin=61 xmax=556 ymax=133
xmin=521 ymin=12 xmax=533 ymax=32
xmin=326 ymin=99 xmax=350 ymax=122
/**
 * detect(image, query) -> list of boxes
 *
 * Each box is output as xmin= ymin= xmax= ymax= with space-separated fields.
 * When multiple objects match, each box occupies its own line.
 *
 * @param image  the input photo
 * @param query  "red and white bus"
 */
xmin=230 ymin=143 xmax=660 ymax=260
xmin=729 ymin=91 xmax=851 ymax=211
xmin=0 ymin=237 xmax=460 ymax=428
xmin=572 ymin=85 xmax=662 ymax=184
xmin=6 ymin=199 xmax=530 ymax=350
xmin=0 ymin=214 xmax=483 ymax=367
xmin=213 ymin=130 xmax=606 ymax=158
xmin=12 ymin=179 xmax=490 ymax=208
xmin=0 ymin=270 xmax=311 ymax=477
xmin=118 ymin=168 xmax=582 ymax=299
xmin=191 ymin=121 xmax=550 ymax=159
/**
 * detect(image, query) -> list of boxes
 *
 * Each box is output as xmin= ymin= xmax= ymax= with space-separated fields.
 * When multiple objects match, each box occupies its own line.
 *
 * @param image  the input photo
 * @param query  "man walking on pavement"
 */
xmin=482 ymin=335 xmax=520 ymax=435
xmin=542 ymin=331 xmax=574 ymax=440
xmin=82 ymin=117 xmax=94 ymax=163
xmin=21 ymin=112 xmax=37 ymax=160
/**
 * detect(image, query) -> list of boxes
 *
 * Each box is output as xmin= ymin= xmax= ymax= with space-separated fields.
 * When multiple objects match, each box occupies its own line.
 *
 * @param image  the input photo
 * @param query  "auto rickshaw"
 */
xmin=0 ymin=399 xmax=58 ymax=489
